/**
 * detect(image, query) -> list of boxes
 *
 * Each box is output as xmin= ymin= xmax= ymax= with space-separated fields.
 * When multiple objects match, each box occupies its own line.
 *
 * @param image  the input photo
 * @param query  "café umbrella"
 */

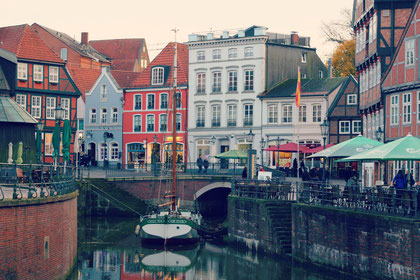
xmin=215 ymin=149 xmax=248 ymax=176
xmin=52 ymin=121 xmax=61 ymax=166
xmin=16 ymin=141 xmax=23 ymax=164
xmin=62 ymin=120 xmax=71 ymax=162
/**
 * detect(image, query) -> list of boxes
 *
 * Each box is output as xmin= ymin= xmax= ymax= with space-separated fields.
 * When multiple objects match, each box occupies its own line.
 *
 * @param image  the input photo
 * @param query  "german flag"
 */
xmin=295 ymin=66 xmax=301 ymax=108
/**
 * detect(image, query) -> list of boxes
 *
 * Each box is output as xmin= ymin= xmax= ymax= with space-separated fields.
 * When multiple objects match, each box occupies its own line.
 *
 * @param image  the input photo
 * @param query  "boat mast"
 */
xmin=171 ymin=29 xmax=178 ymax=211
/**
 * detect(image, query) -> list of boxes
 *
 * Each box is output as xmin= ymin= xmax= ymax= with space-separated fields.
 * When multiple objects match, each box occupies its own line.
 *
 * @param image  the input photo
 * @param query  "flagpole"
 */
xmin=295 ymin=66 xmax=301 ymax=182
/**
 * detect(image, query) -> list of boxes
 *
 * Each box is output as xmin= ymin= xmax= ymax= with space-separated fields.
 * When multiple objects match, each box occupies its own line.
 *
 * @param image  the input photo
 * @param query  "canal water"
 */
xmin=76 ymin=217 xmax=345 ymax=280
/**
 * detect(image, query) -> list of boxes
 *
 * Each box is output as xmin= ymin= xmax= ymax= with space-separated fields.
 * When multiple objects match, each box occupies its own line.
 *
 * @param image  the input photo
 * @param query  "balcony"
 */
xmin=212 ymin=86 xmax=221 ymax=93
xmin=212 ymin=120 xmax=221 ymax=127
xmin=196 ymin=120 xmax=205 ymax=127
xmin=197 ymin=88 xmax=206 ymax=94
xmin=243 ymin=118 xmax=253 ymax=126
xmin=227 ymin=119 xmax=236 ymax=127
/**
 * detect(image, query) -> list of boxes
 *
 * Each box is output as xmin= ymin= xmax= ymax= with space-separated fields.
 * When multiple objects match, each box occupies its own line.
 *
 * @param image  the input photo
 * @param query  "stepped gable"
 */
xmin=129 ymin=42 xmax=188 ymax=88
xmin=67 ymin=67 xmax=101 ymax=100
xmin=110 ymin=70 xmax=141 ymax=88
xmin=0 ymin=24 xmax=63 ymax=63
xmin=90 ymin=39 xmax=146 ymax=71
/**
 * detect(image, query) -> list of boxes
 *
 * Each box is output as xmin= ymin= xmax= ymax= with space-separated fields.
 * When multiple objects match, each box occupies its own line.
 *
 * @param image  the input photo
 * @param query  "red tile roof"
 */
xmin=129 ymin=42 xmax=188 ymax=88
xmin=110 ymin=70 xmax=141 ymax=88
xmin=89 ymin=39 xmax=146 ymax=71
xmin=0 ymin=24 xmax=63 ymax=63
xmin=67 ymin=67 xmax=101 ymax=100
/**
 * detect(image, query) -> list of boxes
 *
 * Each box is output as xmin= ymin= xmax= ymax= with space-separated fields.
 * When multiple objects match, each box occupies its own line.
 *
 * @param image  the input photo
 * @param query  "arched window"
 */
xmin=110 ymin=143 xmax=119 ymax=160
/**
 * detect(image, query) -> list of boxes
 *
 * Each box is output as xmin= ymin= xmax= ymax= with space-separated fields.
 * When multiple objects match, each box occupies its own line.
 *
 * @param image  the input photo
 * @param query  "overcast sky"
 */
xmin=2 ymin=0 xmax=353 ymax=62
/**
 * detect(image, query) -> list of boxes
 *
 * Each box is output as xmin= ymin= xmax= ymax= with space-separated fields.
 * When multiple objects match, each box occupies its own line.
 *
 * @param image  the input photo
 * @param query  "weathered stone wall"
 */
xmin=292 ymin=204 xmax=420 ymax=280
xmin=0 ymin=192 xmax=78 ymax=280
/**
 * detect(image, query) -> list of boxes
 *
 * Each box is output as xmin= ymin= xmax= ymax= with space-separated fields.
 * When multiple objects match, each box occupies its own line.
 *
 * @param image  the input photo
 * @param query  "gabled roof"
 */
xmin=327 ymin=75 xmax=358 ymax=116
xmin=0 ymin=24 xmax=63 ymax=63
xmin=110 ymin=70 xmax=141 ymax=88
xmin=0 ymin=96 xmax=37 ymax=124
xmin=89 ymin=39 xmax=146 ymax=71
xmin=129 ymin=42 xmax=188 ymax=88
xmin=31 ymin=23 xmax=110 ymax=63
xmin=67 ymin=67 xmax=101 ymax=100
xmin=260 ymin=77 xmax=347 ymax=99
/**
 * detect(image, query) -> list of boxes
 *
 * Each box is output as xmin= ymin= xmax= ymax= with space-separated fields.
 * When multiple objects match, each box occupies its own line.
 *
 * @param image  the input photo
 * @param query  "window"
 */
xmin=352 ymin=120 xmax=362 ymax=134
xmin=418 ymin=92 xmax=420 ymax=122
xmin=268 ymin=104 xmax=278 ymax=124
xmin=152 ymin=67 xmax=164 ymax=85
xmin=228 ymin=48 xmax=237 ymax=59
xmin=212 ymin=105 xmax=221 ymax=127
xmin=61 ymin=98 xmax=70 ymax=120
xmin=46 ymin=97 xmax=56 ymax=119
xmin=301 ymin=73 xmax=307 ymax=79
xmin=134 ymin=95 xmax=142 ymax=110
xmin=160 ymin=93 xmax=168 ymax=109
xmin=147 ymin=94 xmax=155 ymax=109
xmin=100 ymin=108 xmax=107 ymax=124
xmin=33 ymin=65 xmax=43 ymax=82
xmin=405 ymin=39 xmax=415 ymax=67
xmin=111 ymin=107 xmax=118 ymax=123
xmin=319 ymin=70 xmax=323 ymax=79
xmin=299 ymin=105 xmax=307 ymax=122
xmin=90 ymin=108 xmax=97 ymax=124
xmin=197 ymin=51 xmax=205 ymax=61
xmin=17 ymin=63 xmax=27 ymax=80
xmin=78 ymin=119 xmax=84 ymax=130
xmin=403 ymin=93 xmax=411 ymax=123
xmin=176 ymin=92 xmax=181 ymax=108
xmin=32 ymin=96 xmax=42 ymax=118
xmin=176 ymin=113 xmax=181 ymax=131
xmin=212 ymin=72 xmax=221 ymax=93
xmin=160 ymin=114 xmax=167 ymax=131
xmin=16 ymin=94 xmax=26 ymax=109
xmin=147 ymin=115 xmax=155 ymax=132
xmin=313 ymin=104 xmax=322 ymax=122
xmin=339 ymin=121 xmax=350 ymax=134
xmin=49 ymin=66 xmax=58 ymax=83
xmin=301 ymin=53 xmax=307 ymax=63
xmin=245 ymin=47 xmax=253 ymax=58
xmin=133 ymin=115 xmax=142 ymax=132
xmin=227 ymin=105 xmax=237 ymax=127
xmin=100 ymin=85 xmax=107 ymax=101
xmin=196 ymin=105 xmax=205 ymax=127
xmin=228 ymin=71 xmax=237 ymax=91
xmin=347 ymin=94 xmax=357 ymax=105
xmin=212 ymin=49 xmax=221 ymax=60
xmin=100 ymin=143 xmax=108 ymax=161
xmin=244 ymin=104 xmax=253 ymax=126
xmin=110 ymin=143 xmax=119 ymax=160
xmin=197 ymin=73 xmax=206 ymax=94
xmin=244 ymin=70 xmax=254 ymax=91
xmin=45 ymin=133 xmax=53 ymax=155
xmin=391 ymin=95 xmax=399 ymax=125
xmin=282 ymin=105 xmax=292 ymax=123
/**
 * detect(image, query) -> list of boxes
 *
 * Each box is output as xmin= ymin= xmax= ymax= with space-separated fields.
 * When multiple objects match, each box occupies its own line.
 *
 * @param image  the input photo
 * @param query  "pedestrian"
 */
xmin=393 ymin=169 xmax=407 ymax=206
xmin=405 ymin=169 xmax=415 ymax=188
xmin=242 ymin=166 xmax=247 ymax=178
xmin=293 ymin=158 xmax=298 ymax=177
xmin=203 ymin=155 xmax=209 ymax=174
xmin=197 ymin=155 xmax=203 ymax=173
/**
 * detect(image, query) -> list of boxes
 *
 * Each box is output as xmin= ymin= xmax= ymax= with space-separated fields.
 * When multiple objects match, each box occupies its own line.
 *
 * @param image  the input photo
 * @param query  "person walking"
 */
xmin=393 ymin=169 xmax=407 ymax=206
xmin=197 ymin=155 xmax=203 ymax=174
xmin=203 ymin=155 xmax=209 ymax=174
xmin=242 ymin=166 xmax=248 ymax=179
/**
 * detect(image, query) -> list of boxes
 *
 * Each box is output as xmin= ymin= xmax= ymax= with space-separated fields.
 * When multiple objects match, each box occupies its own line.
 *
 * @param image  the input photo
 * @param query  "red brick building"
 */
xmin=0 ymin=24 xmax=81 ymax=163
xmin=123 ymin=42 xmax=188 ymax=167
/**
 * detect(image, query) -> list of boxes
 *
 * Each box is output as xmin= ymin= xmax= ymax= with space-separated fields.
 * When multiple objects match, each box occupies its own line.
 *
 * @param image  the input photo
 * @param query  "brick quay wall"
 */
xmin=292 ymin=204 xmax=420 ymax=280
xmin=0 ymin=192 xmax=78 ymax=280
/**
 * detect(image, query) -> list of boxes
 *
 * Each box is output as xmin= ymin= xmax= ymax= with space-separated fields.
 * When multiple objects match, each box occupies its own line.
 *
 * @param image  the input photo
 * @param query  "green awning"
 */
xmin=338 ymin=134 xmax=420 ymax=162
xmin=307 ymin=135 xmax=383 ymax=158
xmin=215 ymin=149 xmax=248 ymax=159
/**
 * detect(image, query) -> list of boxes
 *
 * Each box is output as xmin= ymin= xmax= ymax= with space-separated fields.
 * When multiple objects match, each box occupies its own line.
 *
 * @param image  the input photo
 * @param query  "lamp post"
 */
xmin=36 ymin=120 xmax=44 ymax=163
xmin=320 ymin=119 xmax=329 ymax=182
xmin=153 ymin=134 xmax=158 ymax=175
xmin=276 ymin=136 xmax=280 ymax=170
xmin=247 ymin=129 xmax=255 ymax=179
xmin=54 ymin=103 xmax=64 ymax=167
xmin=260 ymin=137 xmax=266 ymax=167
xmin=375 ymin=127 xmax=383 ymax=142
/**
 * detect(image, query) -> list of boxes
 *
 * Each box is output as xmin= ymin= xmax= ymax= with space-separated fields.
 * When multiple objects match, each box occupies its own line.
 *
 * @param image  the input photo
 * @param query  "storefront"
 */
xmin=127 ymin=143 xmax=145 ymax=168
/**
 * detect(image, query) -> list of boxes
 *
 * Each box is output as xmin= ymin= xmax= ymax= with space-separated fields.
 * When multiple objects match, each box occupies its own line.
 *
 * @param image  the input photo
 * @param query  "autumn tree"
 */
xmin=331 ymin=39 xmax=355 ymax=77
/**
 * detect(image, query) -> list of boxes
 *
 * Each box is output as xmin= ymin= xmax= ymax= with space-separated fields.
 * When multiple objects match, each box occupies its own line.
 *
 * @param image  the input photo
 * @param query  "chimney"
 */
xmin=291 ymin=32 xmax=299 ymax=45
xmin=81 ymin=32 xmax=89 ymax=45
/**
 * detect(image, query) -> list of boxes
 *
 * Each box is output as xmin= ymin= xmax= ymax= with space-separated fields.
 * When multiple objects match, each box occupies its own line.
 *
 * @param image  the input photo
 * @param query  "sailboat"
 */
xmin=137 ymin=35 xmax=201 ymax=245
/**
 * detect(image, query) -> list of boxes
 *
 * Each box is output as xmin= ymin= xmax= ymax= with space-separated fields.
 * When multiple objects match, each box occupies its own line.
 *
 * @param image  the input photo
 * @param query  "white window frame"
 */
xmin=134 ymin=94 xmax=142 ymax=110
xmin=133 ymin=115 xmax=142 ymax=132
xmin=268 ymin=104 xmax=278 ymax=124
xmin=339 ymin=120 xmax=351 ymax=134
xmin=31 ymin=96 xmax=41 ymax=118
xmin=197 ymin=73 xmax=206 ymax=94
xmin=49 ymin=66 xmax=59 ymax=83
xmin=212 ymin=72 xmax=222 ymax=93
xmin=44 ymin=133 xmax=53 ymax=156
xmin=90 ymin=108 xmax=97 ymax=124
xmin=100 ymin=108 xmax=107 ymax=124
xmin=61 ymin=98 xmax=70 ymax=120
xmin=17 ymin=63 xmax=27 ymax=80
xmin=151 ymin=67 xmax=164 ymax=85
xmin=299 ymin=105 xmax=307 ymax=122
xmin=319 ymin=70 xmax=323 ymax=78
xmin=347 ymin=94 xmax=357 ymax=105
xmin=111 ymin=107 xmax=118 ymax=124
xmin=100 ymin=143 xmax=108 ymax=161
xmin=312 ymin=104 xmax=322 ymax=123
xmin=211 ymin=105 xmax=221 ymax=127
xmin=282 ymin=104 xmax=292 ymax=123
xmin=110 ymin=143 xmax=119 ymax=161
xmin=160 ymin=114 xmax=167 ymax=131
xmin=197 ymin=51 xmax=205 ymax=61
xmin=176 ymin=113 xmax=182 ymax=131
xmin=100 ymin=85 xmax=107 ymax=101
xmin=244 ymin=70 xmax=254 ymax=91
xmin=227 ymin=104 xmax=237 ymax=127
xmin=301 ymin=53 xmax=307 ymax=63
xmin=352 ymin=120 xmax=362 ymax=134
xmin=212 ymin=49 xmax=221 ymax=60
xmin=244 ymin=104 xmax=253 ymax=126
xmin=244 ymin=47 xmax=254 ymax=58
xmin=46 ymin=97 xmax=56 ymax=119
xmin=146 ymin=114 xmax=155 ymax=132
xmin=33 ymin=64 xmax=43 ymax=82
xmin=196 ymin=105 xmax=205 ymax=127
xmin=160 ymin=93 xmax=168 ymax=109
xmin=403 ymin=92 xmax=411 ymax=124
xmin=228 ymin=48 xmax=237 ymax=59
xmin=147 ymin=94 xmax=155 ymax=110
xmin=405 ymin=39 xmax=415 ymax=67
xmin=16 ymin=94 xmax=26 ymax=109
xmin=228 ymin=71 xmax=237 ymax=92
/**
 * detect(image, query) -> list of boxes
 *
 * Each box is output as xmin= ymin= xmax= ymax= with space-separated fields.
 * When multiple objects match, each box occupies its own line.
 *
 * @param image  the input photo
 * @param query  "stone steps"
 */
xmin=264 ymin=202 xmax=293 ymax=254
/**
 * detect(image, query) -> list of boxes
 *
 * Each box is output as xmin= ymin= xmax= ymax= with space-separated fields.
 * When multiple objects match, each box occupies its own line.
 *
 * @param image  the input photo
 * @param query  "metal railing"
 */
xmin=297 ymin=181 xmax=419 ymax=217
xmin=231 ymin=178 xmax=295 ymax=201
xmin=0 ymin=163 xmax=77 ymax=200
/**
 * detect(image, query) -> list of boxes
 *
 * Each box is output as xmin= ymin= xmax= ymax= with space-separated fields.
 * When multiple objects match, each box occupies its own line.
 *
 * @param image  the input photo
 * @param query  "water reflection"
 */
xmin=77 ymin=218 xmax=340 ymax=280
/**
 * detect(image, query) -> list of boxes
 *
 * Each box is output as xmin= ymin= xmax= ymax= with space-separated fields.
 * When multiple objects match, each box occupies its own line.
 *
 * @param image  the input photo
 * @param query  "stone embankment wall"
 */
xmin=0 ymin=192 xmax=78 ymax=280
xmin=292 ymin=204 xmax=420 ymax=280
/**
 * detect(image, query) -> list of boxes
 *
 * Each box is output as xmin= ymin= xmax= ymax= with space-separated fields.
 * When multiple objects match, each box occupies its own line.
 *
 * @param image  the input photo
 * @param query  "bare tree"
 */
xmin=321 ymin=9 xmax=354 ymax=44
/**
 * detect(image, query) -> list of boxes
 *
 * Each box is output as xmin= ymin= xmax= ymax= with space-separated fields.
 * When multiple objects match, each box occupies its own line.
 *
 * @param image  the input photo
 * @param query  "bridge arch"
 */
xmin=194 ymin=181 xmax=231 ymax=199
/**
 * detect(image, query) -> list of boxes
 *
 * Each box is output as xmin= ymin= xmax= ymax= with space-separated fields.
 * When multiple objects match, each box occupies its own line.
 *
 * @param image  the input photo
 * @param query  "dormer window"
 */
xmin=152 ymin=67 xmax=164 ymax=85
xmin=33 ymin=64 xmax=43 ymax=82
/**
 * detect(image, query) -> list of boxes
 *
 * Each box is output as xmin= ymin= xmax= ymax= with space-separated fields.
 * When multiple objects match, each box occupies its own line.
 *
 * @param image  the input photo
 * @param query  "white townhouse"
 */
xmin=187 ymin=26 xmax=328 ymax=164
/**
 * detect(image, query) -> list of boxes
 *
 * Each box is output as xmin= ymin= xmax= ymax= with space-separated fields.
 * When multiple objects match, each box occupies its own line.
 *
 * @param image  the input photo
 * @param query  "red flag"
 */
xmin=295 ymin=66 xmax=301 ymax=108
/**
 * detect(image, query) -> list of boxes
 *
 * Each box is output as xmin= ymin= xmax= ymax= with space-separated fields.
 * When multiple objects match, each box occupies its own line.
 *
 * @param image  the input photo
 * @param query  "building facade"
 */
xmin=187 ymin=26 xmax=327 ymax=164
xmin=123 ymin=42 xmax=188 ymax=168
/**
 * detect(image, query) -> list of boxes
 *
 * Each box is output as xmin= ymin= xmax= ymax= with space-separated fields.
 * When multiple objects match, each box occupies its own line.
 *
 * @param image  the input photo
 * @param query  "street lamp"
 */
xmin=375 ymin=127 xmax=383 ymax=142
xmin=276 ymin=136 xmax=281 ymax=170
xmin=320 ymin=119 xmax=329 ymax=182
xmin=36 ymin=120 xmax=44 ymax=163
xmin=152 ymin=135 xmax=158 ymax=175
xmin=260 ymin=137 xmax=266 ymax=167
xmin=247 ymin=129 xmax=255 ymax=179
